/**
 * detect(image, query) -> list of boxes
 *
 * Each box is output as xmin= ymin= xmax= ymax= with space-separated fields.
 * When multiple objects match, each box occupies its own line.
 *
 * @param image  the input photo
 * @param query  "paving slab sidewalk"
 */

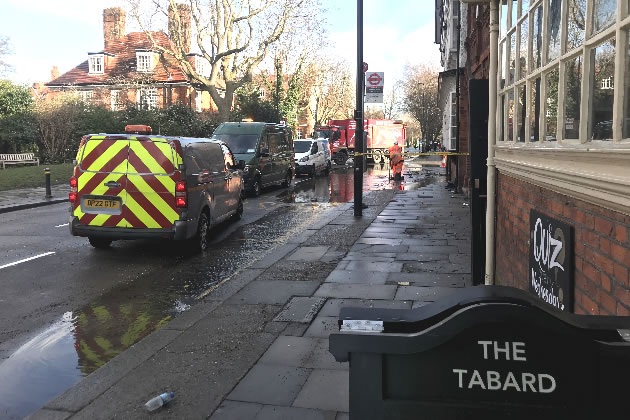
xmin=29 ymin=169 xmax=471 ymax=420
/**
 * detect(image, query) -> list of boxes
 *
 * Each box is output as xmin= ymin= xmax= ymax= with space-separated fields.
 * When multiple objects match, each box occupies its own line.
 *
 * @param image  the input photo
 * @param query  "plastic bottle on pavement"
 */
xmin=144 ymin=392 xmax=175 ymax=411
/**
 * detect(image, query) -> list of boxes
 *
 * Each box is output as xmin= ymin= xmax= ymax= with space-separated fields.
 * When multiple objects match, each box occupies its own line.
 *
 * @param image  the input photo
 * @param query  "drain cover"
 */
xmin=274 ymin=297 xmax=327 ymax=323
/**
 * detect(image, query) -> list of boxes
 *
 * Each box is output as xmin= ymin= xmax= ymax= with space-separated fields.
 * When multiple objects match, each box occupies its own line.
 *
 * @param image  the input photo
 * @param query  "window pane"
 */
xmin=591 ymin=39 xmax=615 ymax=140
xmin=530 ymin=78 xmax=541 ymax=142
xmin=592 ymin=0 xmax=616 ymax=35
xmin=532 ymin=6 xmax=542 ymax=69
xmin=501 ymin=41 xmax=507 ymax=88
xmin=510 ymin=32 xmax=516 ymax=84
xmin=564 ymin=56 xmax=583 ymax=139
xmin=517 ymin=85 xmax=526 ymax=142
xmin=499 ymin=94 xmax=506 ymax=141
xmin=519 ymin=18 xmax=528 ymax=80
xmin=511 ymin=0 xmax=517 ymax=27
xmin=501 ymin=0 xmax=508 ymax=37
xmin=567 ymin=0 xmax=586 ymax=52
xmin=508 ymin=90 xmax=515 ymax=140
xmin=547 ymin=0 xmax=562 ymax=62
xmin=545 ymin=68 xmax=559 ymax=141
xmin=521 ymin=0 xmax=530 ymax=15
xmin=625 ymin=30 xmax=630 ymax=138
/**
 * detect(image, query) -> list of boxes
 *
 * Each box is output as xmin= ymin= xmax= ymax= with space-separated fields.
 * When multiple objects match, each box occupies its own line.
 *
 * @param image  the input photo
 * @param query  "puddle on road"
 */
xmin=0 ymin=204 xmax=330 ymax=419
xmin=279 ymin=163 xmax=437 ymax=203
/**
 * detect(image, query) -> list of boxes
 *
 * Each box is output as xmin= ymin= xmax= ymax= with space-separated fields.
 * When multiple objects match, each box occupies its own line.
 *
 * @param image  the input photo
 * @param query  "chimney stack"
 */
xmin=168 ymin=3 xmax=191 ymax=53
xmin=103 ymin=7 xmax=126 ymax=49
xmin=50 ymin=65 xmax=59 ymax=81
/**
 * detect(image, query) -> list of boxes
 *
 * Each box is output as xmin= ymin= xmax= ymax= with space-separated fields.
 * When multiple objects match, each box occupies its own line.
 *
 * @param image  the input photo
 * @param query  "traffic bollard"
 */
xmin=45 ymin=167 xmax=52 ymax=199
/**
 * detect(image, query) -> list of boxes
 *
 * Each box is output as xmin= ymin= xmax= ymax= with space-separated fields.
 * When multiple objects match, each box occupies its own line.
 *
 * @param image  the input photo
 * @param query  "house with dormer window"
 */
xmin=45 ymin=7 xmax=221 ymax=112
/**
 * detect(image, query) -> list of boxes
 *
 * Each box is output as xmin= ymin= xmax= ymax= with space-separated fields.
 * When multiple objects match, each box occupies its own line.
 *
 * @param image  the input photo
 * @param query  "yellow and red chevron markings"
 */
xmin=73 ymin=135 xmax=183 ymax=230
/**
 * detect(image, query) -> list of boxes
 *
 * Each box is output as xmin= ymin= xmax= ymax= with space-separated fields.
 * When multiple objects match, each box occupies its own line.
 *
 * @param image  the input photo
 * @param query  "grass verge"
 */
xmin=0 ymin=163 xmax=74 ymax=191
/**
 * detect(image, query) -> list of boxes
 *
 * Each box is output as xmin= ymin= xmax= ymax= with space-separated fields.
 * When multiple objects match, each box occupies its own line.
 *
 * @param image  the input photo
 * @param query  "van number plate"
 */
xmin=86 ymin=199 xmax=120 ymax=209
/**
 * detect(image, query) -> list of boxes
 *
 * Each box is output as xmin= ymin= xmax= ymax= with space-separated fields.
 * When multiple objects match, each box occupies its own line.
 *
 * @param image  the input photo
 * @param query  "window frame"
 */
xmin=136 ymin=88 xmax=158 ymax=110
xmin=493 ymin=0 xmax=630 ymax=217
xmin=136 ymin=51 xmax=154 ymax=73
xmin=88 ymin=54 xmax=104 ymax=75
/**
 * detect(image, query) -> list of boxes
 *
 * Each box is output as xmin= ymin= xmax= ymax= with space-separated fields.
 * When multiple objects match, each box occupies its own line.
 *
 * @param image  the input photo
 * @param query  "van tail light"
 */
xmin=69 ymin=176 xmax=78 ymax=203
xmin=176 ymin=181 xmax=187 ymax=208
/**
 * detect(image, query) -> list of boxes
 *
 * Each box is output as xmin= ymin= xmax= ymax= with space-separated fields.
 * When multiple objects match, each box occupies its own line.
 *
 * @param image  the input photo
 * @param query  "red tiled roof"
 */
xmin=46 ymin=32 xmax=190 ymax=86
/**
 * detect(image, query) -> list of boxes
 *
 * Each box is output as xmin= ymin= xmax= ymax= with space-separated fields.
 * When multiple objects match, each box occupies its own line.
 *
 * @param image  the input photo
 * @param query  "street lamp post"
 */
xmin=354 ymin=0 xmax=364 ymax=217
xmin=418 ymin=82 xmax=425 ymax=150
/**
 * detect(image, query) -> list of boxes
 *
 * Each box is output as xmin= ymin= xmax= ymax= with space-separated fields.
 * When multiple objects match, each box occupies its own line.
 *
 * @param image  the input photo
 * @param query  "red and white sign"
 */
xmin=366 ymin=72 xmax=384 ymax=88
xmin=365 ymin=72 xmax=384 ymax=103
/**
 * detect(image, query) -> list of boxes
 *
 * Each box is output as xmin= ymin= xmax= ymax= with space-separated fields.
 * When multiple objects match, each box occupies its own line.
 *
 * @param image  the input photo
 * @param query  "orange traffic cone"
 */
xmin=441 ymin=155 xmax=446 ymax=168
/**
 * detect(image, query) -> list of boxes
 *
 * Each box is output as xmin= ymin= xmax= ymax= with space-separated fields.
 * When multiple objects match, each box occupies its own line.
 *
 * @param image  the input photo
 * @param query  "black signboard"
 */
xmin=528 ymin=210 xmax=573 ymax=312
xmin=329 ymin=286 xmax=630 ymax=420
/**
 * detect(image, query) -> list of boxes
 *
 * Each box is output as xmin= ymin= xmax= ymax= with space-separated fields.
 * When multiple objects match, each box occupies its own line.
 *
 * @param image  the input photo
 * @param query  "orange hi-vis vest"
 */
xmin=389 ymin=145 xmax=403 ymax=173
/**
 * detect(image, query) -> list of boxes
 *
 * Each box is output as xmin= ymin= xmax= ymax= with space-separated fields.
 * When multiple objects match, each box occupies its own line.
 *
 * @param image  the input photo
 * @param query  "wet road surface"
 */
xmin=0 ymin=160 xmax=435 ymax=419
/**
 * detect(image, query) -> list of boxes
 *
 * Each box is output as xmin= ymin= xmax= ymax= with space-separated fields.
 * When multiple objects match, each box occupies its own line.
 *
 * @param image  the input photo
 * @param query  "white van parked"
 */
xmin=294 ymin=139 xmax=332 ymax=177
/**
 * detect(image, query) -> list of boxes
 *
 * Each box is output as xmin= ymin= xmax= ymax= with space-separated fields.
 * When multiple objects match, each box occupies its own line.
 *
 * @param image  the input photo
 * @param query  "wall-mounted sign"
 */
xmin=529 ymin=210 xmax=574 ymax=312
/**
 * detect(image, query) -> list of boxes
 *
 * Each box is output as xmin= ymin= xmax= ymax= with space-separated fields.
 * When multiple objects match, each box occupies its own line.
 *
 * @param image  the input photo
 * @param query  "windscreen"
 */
xmin=213 ymin=134 xmax=259 ymax=154
xmin=313 ymin=130 xmax=331 ymax=139
xmin=293 ymin=141 xmax=312 ymax=153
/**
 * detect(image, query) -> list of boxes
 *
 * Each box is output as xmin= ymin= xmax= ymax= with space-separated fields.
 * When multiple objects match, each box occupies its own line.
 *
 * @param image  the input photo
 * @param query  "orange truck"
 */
xmin=313 ymin=119 xmax=406 ymax=165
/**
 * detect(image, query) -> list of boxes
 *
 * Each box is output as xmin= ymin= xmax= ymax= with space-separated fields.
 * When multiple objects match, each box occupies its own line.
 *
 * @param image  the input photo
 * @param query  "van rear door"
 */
xmin=125 ymin=138 xmax=180 ymax=230
xmin=74 ymin=136 xmax=130 ymax=228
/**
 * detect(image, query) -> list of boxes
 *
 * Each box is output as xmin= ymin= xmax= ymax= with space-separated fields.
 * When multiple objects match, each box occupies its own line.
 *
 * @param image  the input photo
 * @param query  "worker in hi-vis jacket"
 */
xmin=388 ymin=140 xmax=404 ymax=180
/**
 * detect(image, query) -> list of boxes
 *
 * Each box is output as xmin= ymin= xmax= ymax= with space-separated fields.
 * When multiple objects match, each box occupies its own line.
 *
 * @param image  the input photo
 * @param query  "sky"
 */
xmin=0 ymin=0 xmax=440 ymax=91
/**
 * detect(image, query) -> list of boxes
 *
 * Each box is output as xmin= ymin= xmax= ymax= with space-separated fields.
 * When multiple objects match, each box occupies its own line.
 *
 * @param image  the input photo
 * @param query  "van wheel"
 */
xmin=193 ymin=212 xmax=210 ymax=252
xmin=250 ymin=178 xmax=261 ymax=197
xmin=335 ymin=151 xmax=347 ymax=165
xmin=234 ymin=198 xmax=243 ymax=220
xmin=89 ymin=237 xmax=112 ymax=249
xmin=281 ymin=171 xmax=292 ymax=187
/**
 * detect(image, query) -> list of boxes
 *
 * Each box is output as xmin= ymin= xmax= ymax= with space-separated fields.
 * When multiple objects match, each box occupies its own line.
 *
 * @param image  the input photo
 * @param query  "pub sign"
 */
xmin=529 ymin=210 xmax=574 ymax=311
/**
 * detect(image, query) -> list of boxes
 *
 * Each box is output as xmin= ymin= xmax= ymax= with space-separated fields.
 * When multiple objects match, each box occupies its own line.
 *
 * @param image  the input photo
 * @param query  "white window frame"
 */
xmin=195 ymin=56 xmax=210 ymax=78
xmin=78 ymin=90 xmax=93 ymax=104
xmin=88 ymin=54 xmax=104 ymax=75
xmin=195 ymin=90 xmax=202 ymax=112
xmin=449 ymin=91 xmax=457 ymax=150
xmin=111 ymin=90 xmax=123 ymax=111
xmin=494 ymin=0 xmax=630 ymax=216
xmin=136 ymin=52 xmax=154 ymax=73
xmin=136 ymin=88 xmax=158 ymax=110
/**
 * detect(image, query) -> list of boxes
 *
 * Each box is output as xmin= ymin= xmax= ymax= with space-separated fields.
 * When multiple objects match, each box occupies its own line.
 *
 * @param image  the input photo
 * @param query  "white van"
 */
xmin=294 ymin=139 xmax=332 ymax=177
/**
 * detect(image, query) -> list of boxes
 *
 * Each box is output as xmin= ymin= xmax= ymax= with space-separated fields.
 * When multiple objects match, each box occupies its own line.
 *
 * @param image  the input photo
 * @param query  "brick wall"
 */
xmin=495 ymin=171 xmax=630 ymax=315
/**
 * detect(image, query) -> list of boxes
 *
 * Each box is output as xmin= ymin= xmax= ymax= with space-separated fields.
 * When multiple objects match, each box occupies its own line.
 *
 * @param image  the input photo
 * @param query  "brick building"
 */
xmin=452 ymin=0 xmax=630 ymax=316
xmin=45 ymin=7 xmax=218 ymax=112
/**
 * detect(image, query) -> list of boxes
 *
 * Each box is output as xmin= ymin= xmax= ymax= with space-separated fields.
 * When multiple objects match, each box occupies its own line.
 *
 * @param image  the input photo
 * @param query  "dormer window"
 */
xmin=136 ymin=51 xmax=154 ymax=73
xmin=88 ymin=54 xmax=104 ymax=75
xmin=195 ymin=56 xmax=210 ymax=77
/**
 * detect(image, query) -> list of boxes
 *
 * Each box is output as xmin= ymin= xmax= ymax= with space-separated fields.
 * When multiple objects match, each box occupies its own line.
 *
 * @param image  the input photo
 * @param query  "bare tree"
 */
xmin=402 ymin=64 xmax=441 ymax=144
xmin=129 ymin=0 xmax=322 ymax=121
xmin=0 ymin=36 xmax=13 ymax=76
xmin=311 ymin=59 xmax=355 ymax=127
xmin=382 ymin=80 xmax=403 ymax=120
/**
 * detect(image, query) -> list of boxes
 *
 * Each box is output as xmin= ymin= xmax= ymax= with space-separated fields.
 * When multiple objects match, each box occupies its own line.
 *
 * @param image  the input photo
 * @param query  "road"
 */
xmin=0 ymin=160 xmax=429 ymax=419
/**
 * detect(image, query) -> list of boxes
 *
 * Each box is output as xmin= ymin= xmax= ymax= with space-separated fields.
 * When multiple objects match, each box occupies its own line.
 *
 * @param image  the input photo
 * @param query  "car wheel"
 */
xmin=334 ymin=152 xmax=346 ymax=165
xmin=250 ymin=178 xmax=261 ymax=197
xmin=234 ymin=197 xmax=243 ymax=220
xmin=281 ymin=171 xmax=292 ymax=187
xmin=88 ymin=237 xmax=112 ymax=249
xmin=372 ymin=150 xmax=382 ymax=164
xmin=193 ymin=212 xmax=210 ymax=252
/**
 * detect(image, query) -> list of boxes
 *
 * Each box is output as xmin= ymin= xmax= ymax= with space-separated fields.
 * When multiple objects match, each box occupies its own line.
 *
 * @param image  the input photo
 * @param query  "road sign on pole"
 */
xmin=365 ymin=72 xmax=384 ymax=103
